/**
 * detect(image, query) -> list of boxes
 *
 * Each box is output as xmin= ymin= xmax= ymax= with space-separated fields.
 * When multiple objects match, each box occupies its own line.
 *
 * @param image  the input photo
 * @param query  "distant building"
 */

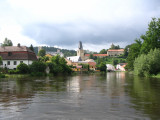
xmin=46 ymin=49 xmax=64 ymax=57
xmin=107 ymin=49 xmax=124 ymax=56
xmin=85 ymin=54 xmax=108 ymax=59
xmin=0 ymin=44 xmax=37 ymax=69
xmin=116 ymin=63 xmax=127 ymax=71
xmin=106 ymin=64 xmax=115 ymax=71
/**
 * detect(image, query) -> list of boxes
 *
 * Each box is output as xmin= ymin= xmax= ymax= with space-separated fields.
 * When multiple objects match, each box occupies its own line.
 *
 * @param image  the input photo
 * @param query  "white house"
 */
xmin=106 ymin=64 xmax=116 ymax=71
xmin=0 ymin=44 xmax=37 ymax=69
xmin=116 ymin=63 xmax=127 ymax=71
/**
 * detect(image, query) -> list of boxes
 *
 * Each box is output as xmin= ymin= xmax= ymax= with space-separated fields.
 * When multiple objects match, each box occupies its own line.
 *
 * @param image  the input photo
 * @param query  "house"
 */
xmin=106 ymin=64 xmax=116 ymax=71
xmin=107 ymin=49 xmax=124 ymax=56
xmin=116 ymin=63 xmax=127 ymax=71
xmin=0 ymin=44 xmax=37 ymax=69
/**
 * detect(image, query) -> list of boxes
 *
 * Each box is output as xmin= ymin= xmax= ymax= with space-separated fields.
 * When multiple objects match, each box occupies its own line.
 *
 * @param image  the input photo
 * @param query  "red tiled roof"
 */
xmin=108 ymin=49 xmax=124 ymax=52
xmin=85 ymin=54 xmax=108 ymax=57
xmin=0 ymin=46 xmax=37 ymax=61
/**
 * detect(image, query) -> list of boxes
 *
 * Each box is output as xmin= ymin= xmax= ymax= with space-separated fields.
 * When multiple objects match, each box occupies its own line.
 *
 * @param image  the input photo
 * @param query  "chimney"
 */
xmin=17 ymin=43 xmax=20 ymax=47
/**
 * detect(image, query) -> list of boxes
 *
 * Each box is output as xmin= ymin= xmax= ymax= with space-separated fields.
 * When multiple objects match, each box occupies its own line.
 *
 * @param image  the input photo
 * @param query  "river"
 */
xmin=0 ymin=72 xmax=160 ymax=120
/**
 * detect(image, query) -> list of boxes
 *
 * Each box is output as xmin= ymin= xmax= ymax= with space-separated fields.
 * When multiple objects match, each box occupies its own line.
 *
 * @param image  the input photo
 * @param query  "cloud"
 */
xmin=0 ymin=0 xmax=160 ymax=51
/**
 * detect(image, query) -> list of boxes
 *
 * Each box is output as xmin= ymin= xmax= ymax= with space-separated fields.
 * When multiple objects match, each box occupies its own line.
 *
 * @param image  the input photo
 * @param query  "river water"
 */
xmin=0 ymin=72 xmax=160 ymax=120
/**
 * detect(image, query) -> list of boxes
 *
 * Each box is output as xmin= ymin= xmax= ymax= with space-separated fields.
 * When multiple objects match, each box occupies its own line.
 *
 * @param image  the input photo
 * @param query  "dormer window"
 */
xmin=8 ymin=52 xmax=12 ymax=56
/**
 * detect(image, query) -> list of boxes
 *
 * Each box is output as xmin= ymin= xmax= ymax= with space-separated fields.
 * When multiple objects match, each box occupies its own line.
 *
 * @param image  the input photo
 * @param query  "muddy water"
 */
xmin=0 ymin=72 xmax=160 ymax=120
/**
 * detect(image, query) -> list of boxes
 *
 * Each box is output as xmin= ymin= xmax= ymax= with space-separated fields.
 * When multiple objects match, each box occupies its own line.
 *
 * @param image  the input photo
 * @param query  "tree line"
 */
xmin=125 ymin=18 xmax=160 ymax=77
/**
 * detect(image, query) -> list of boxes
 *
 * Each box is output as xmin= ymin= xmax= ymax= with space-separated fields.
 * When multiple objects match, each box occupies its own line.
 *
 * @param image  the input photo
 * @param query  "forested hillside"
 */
xmin=34 ymin=46 xmax=76 ymax=57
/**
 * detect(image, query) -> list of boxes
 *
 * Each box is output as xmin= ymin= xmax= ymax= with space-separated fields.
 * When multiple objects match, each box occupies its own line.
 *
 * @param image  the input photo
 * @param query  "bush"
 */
xmin=134 ymin=49 xmax=160 ymax=77
xmin=17 ymin=63 xmax=29 ymax=74
xmin=99 ymin=62 xmax=106 ymax=72
xmin=29 ymin=61 xmax=46 ymax=73
xmin=0 ymin=73 xmax=5 ymax=78
xmin=30 ymin=72 xmax=47 ymax=77
xmin=8 ymin=69 xmax=19 ymax=74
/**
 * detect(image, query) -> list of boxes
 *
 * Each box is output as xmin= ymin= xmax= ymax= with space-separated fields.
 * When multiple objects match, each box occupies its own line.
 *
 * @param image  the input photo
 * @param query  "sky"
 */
xmin=0 ymin=0 xmax=160 ymax=52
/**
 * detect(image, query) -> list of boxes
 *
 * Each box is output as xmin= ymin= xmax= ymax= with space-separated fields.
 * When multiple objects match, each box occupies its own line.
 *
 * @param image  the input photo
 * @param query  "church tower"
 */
xmin=77 ymin=41 xmax=85 ymax=61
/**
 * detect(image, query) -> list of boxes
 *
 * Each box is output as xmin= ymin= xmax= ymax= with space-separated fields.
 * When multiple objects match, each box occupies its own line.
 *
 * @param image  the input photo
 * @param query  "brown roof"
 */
xmin=85 ymin=54 xmax=108 ymax=57
xmin=0 ymin=46 xmax=33 ymax=52
xmin=108 ymin=49 xmax=124 ymax=52
xmin=0 ymin=46 xmax=37 ymax=61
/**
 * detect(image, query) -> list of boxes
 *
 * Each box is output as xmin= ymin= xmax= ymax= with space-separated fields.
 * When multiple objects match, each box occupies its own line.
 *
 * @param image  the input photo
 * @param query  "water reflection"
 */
xmin=0 ymin=73 xmax=160 ymax=119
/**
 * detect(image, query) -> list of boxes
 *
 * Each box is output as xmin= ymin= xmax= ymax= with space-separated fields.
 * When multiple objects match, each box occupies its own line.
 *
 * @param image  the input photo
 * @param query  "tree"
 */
xmin=140 ymin=18 xmax=160 ymax=54
xmin=2 ymin=38 xmax=13 ymax=46
xmin=134 ymin=48 xmax=160 ymax=77
xmin=112 ymin=59 xmax=118 ymax=65
xmin=99 ymin=62 xmax=106 ymax=72
xmin=125 ymin=39 xmax=142 ymax=70
xmin=17 ymin=63 xmax=29 ymax=74
xmin=29 ymin=61 xmax=46 ymax=73
xmin=89 ymin=54 xmax=94 ymax=59
xmin=38 ymin=49 xmax=46 ymax=57
xmin=99 ymin=49 xmax=107 ymax=54
xmin=0 ymin=56 xmax=2 ymax=66
xmin=49 ymin=55 xmax=72 ymax=74
xmin=123 ymin=45 xmax=131 ymax=57
xmin=29 ymin=44 xmax=34 ymax=52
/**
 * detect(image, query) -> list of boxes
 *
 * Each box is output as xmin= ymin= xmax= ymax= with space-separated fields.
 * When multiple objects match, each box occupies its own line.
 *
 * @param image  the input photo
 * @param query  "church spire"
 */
xmin=78 ymin=41 xmax=83 ymax=50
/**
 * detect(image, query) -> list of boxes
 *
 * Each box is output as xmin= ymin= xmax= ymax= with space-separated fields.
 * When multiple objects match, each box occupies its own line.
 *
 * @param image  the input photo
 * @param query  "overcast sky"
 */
xmin=0 ymin=0 xmax=160 ymax=52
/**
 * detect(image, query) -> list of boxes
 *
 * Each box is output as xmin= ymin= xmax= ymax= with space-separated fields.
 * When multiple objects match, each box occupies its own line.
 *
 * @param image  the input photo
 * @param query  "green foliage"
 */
xmin=110 ymin=44 xmax=120 ymax=49
xmin=140 ymin=18 xmax=160 ymax=54
xmin=0 ymin=73 xmax=5 ymax=78
xmin=0 ymin=56 xmax=2 ymax=65
xmin=39 ymin=56 xmax=49 ymax=62
xmin=17 ymin=63 xmax=29 ymax=74
xmin=99 ymin=62 xmax=106 ymax=72
xmin=30 ymin=72 xmax=46 ymax=77
xmin=99 ymin=49 xmax=107 ymax=54
xmin=29 ymin=61 xmax=47 ymax=73
xmin=38 ymin=49 xmax=46 ymax=57
xmin=48 ymin=55 xmax=72 ymax=75
xmin=112 ymin=59 xmax=118 ymax=66
xmin=8 ymin=69 xmax=19 ymax=74
xmin=1 ymin=38 xmax=13 ymax=46
xmin=134 ymin=49 xmax=160 ymax=77
xmin=123 ymin=45 xmax=131 ymax=57
xmin=125 ymin=39 xmax=142 ymax=71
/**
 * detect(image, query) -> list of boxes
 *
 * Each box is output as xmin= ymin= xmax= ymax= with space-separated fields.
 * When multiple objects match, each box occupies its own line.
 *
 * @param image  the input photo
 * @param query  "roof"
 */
xmin=85 ymin=54 xmax=108 ymax=57
xmin=0 ymin=46 xmax=33 ymax=52
xmin=0 ymin=46 xmax=37 ymax=60
xmin=85 ymin=59 xmax=95 ymax=62
xmin=107 ymin=49 xmax=124 ymax=52
xmin=88 ymin=62 xmax=96 ymax=66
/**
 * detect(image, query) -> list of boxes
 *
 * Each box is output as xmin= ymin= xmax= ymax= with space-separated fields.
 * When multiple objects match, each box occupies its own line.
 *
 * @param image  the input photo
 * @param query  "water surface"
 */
xmin=0 ymin=72 xmax=160 ymax=120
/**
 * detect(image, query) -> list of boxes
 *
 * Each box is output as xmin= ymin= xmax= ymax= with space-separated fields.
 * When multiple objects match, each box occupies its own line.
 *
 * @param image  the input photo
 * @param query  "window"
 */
xmin=8 ymin=52 xmax=12 ymax=56
xmin=14 ymin=61 xmax=17 ymax=65
xmin=20 ymin=61 xmax=23 ymax=63
xmin=7 ymin=61 xmax=10 ymax=65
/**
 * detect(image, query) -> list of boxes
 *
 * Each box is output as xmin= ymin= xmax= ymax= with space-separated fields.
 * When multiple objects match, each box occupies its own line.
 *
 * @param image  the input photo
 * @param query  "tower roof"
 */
xmin=78 ymin=41 xmax=83 ymax=50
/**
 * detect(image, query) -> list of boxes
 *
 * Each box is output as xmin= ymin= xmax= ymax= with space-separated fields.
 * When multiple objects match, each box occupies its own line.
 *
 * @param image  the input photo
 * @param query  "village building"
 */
xmin=116 ymin=63 xmax=127 ymax=71
xmin=107 ymin=49 xmax=124 ymax=56
xmin=66 ymin=41 xmax=97 ymax=71
xmin=46 ymin=49 xmax=64 ymax=57
xmin=0 ymin=44 xmax=37 ymax=69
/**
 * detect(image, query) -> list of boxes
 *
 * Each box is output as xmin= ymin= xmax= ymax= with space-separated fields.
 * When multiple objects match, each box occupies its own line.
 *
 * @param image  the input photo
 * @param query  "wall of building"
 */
xmin=2 ymin=60 xmax=33 ymax=69
xmin=107 ymin=51 xmax=124 ymax=56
